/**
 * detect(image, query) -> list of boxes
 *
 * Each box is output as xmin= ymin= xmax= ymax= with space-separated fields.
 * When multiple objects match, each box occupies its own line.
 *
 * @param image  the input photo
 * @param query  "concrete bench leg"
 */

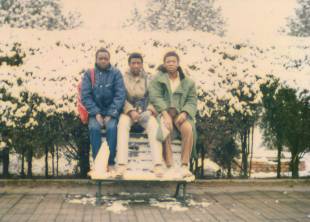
xmin=175 ymin=183 xmax=180 ymax=198
xmin=174 ymin=182 xmax=187 ymax=201
xmin=96 ymin=181 xmax=102 ymax=206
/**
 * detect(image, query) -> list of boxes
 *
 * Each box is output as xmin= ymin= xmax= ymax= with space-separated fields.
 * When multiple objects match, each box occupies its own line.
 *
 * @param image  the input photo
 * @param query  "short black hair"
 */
xmin=163 ymin=51 xmax=180 ymax=62
xmin=96 ymin=48 xmax=110 ymax=59
xmin=128 ymin=52 xmax=143 ymax=64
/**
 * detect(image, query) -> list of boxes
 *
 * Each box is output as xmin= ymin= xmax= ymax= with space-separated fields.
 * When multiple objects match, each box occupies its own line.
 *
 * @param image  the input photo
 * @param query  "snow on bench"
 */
xmin=90 ymin=132 xmax=195 ymax=205
xmin=90 ymin=132 xmax=195 ymax=181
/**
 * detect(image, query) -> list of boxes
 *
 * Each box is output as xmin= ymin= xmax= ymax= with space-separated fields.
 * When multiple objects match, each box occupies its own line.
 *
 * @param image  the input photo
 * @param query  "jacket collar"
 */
xmin=157 ymin=71 xmax=186 ymax=94
xmin=126 ymin=69 xmax=146 ymax=80
xmin=157 ymin=65 xmax=186 ymax=79
xmin=95 ymin=63 xmax=112 ymax=72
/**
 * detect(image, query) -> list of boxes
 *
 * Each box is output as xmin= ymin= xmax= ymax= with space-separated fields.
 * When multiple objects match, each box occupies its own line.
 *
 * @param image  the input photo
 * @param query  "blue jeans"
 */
xmin=88 ymin=117 xmax=118 ymax=165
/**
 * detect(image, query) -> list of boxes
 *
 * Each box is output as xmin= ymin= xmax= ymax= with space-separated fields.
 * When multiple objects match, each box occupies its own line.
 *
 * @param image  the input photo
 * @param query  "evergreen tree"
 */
xmin=127 ymin=0 xmax=226 ymax=36
xmin=287 ymin=0 xmax=310 ymax=36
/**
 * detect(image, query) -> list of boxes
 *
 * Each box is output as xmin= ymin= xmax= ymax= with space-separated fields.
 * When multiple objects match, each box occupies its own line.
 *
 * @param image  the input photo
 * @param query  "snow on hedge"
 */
xmin=1 ymin=28 xmax=309 ymax=125
xmin=0 ymin=0 xmax=81 ymax=30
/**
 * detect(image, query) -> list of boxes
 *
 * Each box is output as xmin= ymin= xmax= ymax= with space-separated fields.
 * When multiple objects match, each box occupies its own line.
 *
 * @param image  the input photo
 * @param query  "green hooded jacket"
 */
xmin=148 ymin=66 xmax=198 ymax=159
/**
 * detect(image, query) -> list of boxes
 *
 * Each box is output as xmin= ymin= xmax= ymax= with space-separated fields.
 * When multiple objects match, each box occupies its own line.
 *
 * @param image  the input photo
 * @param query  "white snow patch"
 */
xmin=150 ymin=199 xmax=188 ymax=212
xmin=67 ymin=197 xmax=96 ymax=205
xmin=105 ymin=201 xmax=129 ymax=214
xmin=188 ymin=199 xmax=211 ymax=208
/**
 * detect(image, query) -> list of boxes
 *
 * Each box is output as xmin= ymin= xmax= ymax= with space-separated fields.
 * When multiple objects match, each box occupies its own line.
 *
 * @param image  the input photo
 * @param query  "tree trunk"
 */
xmin=2 ymin=147 xmax=9 ymax=178
xmin=200 ymin=146 xmax=205 ymax=178
xmin=249 ymin=127 xmax=254 ymax=177
xmin=56 ymin=144 xmax=59 ymax=177
xmin=189 ymin=158 xmax=194 ymax=172
xmin=45 ymin=145 xmax=49 ymax=178
xmin=51 ymin=145 xmax=55 ymax=177
xmin=27 ymin=149 xmax=33 ymax=178
xmin=227 ymin=165 xmax=232 ymax=178
xmin=20 ymin=148 xmax=25 ymax=178
xmin=78 ymin=140 xmax=90 ymax=178
xmin=194 ymin=158 xmax=199 ymax=177
xmin=291 ymin=154 xmax=299 ymax=178
xmin=241 ymin=129 xmax=248 ymax=178
xmin=276 ymin=144 xmax=282 ymax=178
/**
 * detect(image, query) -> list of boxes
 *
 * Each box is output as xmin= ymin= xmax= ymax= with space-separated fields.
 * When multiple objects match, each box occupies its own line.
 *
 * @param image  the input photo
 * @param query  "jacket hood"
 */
xmin=157 ymin=64 xmax=186 ymax=80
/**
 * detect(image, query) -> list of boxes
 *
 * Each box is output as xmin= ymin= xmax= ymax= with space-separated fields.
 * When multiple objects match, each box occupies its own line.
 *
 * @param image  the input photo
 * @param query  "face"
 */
xmin=164 ymin=56 xmax=179 ymax=73
xmin=129 ymin=58 xmax=143 ymax=75
xmin=96 ymin=51 xmax=110 ymax=69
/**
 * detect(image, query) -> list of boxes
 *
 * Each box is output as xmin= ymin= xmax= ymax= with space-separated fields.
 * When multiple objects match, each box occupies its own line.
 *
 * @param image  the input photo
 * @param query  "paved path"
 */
xmin=0 ymin=180 xmax=309 ymax=221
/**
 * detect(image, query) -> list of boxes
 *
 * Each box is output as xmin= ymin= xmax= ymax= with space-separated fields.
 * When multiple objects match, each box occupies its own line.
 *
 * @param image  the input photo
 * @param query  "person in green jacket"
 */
xmin=148 ymin=51 xmax=197 ymax=178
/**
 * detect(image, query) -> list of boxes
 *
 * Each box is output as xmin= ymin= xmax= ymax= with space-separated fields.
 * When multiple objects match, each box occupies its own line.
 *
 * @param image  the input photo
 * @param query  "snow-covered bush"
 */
xmin=0 ymin=141 xmax=6 ymax=151
xmin=126 ymin=0 xmax=226 ymax=36
xmin=0 ymin=42 xmax=25 ymax=66
xmin=1 ymin=26 xmax=309 ymax=178
xmin=286 ymin=0 xmax=310 ymax=37
xmin=0 ymin=0 xmax=81 ymax=30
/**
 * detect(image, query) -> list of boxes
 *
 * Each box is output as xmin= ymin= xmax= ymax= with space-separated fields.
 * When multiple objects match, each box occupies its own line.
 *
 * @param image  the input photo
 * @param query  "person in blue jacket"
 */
xmin=81 ymin=48 xmax=126 ymax=171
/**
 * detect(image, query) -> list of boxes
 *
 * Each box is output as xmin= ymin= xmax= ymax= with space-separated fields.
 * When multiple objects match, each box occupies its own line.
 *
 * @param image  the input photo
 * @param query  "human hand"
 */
xmin=104 ymin=116 xmax=112 ymax=125
xmin=175 ymin=112 xmax=187 ymax=126
xmin=162 ymin=111 xmax=173 ymax=131
xmin=129 ymin=110 xmax=140 ymax=122
xmin=96 ymin=114 xmax=104 ymax=126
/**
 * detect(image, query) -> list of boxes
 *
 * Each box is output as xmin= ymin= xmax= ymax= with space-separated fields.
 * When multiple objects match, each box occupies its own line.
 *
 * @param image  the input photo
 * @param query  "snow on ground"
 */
xmin=65 ymin=193 xmax=211 ymax=213
xmin=105 ymin=201 xmax=129 ymax=214
xmin=0 ymin=150 xmax=77 ymax=176
xmin=150 ymin=198 xmax=189 ymax=212
xmin=251 ymin=126 xmax=310 ymax=178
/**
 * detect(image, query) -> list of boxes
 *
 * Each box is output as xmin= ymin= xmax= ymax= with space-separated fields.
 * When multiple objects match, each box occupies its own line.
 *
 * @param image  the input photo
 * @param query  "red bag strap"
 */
xmin=90 ymin=68 xmax=95 ymax=88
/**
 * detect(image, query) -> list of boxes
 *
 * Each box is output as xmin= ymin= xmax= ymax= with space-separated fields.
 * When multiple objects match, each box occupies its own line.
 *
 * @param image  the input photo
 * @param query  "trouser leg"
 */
xmin=175 ymin=120 xmax=193 ymax=165
xmin=144 ymin=116 xmax=163 ymax=166
xmin=88 ymin=117 xmax=103 ymax=160
xmin=105 ymin=118 xmax=118 ymax=165
xmin=116 ymin=114 xmax=132 ymax=165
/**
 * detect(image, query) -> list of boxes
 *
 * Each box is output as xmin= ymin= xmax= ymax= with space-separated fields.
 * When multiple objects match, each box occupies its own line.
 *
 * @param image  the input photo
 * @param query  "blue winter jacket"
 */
xmin=81 ymin=64 xmax=126 ymax=118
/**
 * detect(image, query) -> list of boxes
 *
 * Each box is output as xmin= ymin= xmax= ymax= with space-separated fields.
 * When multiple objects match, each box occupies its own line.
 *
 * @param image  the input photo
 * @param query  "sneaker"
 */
xmin=87 ymin=170 xmax=94 ymax=177
xmin=163 ymin=166 xmax=178 ymax=179
xmin=180 ymin=165 xmax=192 ymax=178
xmin=115 ymin=164 xmax=127 ymax=177
xmin=91 ymin=170 xmax=111 ymax=179
xmin=152 ymin=164 xmax=164 ymax=178
xmin=108 ymin=165 xmax=116 ymax=172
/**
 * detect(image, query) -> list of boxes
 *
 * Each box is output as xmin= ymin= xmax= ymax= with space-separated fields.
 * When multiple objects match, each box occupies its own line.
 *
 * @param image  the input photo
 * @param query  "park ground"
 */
xmin=0 ymin=179 xmax=309 ymax=222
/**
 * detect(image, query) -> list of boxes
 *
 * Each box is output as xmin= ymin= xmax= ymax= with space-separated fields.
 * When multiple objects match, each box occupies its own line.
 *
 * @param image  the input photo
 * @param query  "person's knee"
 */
xmin=118 ymin=114 xmax=131 ymax=130
xmin=180 ymin=121 xmax=192 ymax=135
xmin=147 ymin=116 xmax=158 ymax=128
xmin=106 ymin=118 xmax=118 ymax=132
xmin=88 ymin=118 xmax=101 ymax=131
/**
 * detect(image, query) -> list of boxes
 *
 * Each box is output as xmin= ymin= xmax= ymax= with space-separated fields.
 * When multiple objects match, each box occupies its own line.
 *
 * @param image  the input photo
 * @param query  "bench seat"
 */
xmin=91 ymin=131 xmax=195 ymax=204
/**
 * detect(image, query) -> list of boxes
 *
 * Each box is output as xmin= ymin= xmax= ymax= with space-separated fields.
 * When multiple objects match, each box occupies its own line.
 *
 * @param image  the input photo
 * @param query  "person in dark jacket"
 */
xmin=81 ymin=48 xmax=126 ymax=171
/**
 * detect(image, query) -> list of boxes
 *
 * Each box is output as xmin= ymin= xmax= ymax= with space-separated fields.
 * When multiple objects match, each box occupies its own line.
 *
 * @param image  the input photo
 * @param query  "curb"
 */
xmin=0 ymin=178 xmax=309 ymax=187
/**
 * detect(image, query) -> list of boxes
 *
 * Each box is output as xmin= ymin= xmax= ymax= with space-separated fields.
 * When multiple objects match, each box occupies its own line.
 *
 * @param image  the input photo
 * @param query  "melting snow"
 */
xmin=105 ymin=201 xmax=129 ymax=214
xmin=150 ymin=199 xmax=188 ymax=212
xmin=65 ymin=193 xmax=212 ymax=214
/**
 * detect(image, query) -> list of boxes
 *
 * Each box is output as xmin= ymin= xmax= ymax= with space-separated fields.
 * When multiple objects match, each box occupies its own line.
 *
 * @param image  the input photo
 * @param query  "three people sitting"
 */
xmin=81 ymin=48 xmax=197 ymax=178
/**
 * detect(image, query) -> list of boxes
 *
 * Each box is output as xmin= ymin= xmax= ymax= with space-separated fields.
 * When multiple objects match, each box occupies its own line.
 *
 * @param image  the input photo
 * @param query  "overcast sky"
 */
xmin=62 ymin=0 xmax=298 ymax=39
